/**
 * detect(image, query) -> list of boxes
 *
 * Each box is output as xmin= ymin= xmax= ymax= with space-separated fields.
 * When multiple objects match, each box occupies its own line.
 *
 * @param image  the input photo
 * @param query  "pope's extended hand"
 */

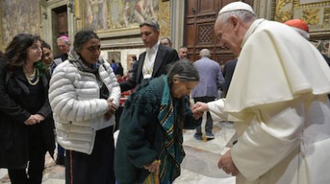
xmin=192 ymin=102 xmax=209 ymax=119
xmin=218 ymin=150 xmax=239 ymax=176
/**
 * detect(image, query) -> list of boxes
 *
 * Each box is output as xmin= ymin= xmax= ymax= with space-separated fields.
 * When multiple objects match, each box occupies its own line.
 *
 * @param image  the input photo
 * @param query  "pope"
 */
xmin=192 ymin=2 xmax=330 ymax=184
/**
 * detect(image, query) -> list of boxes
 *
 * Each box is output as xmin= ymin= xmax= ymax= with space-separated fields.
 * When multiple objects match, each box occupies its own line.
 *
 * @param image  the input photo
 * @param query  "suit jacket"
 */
xmin=191 ymin=57 xmax=224 ymax=98
xmin=120 ymin=44 xmax=179 ymax=92
xmin=222 ymin=59 xmax=237 ymax=98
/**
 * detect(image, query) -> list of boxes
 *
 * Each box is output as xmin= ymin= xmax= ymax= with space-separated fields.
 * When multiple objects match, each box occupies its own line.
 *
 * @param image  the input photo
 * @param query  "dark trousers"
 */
xmin=114 ymin=106 xmax=123 ymax=132
xmin=57 ymin=143 xmax=65 ymax=156
xmin=8 ymin=125 xmax=47 ymax=184
xmin=65 ymin=126 xmax=115 ymax=184
xmin=194 ymin=97 xmax=216 ymax=135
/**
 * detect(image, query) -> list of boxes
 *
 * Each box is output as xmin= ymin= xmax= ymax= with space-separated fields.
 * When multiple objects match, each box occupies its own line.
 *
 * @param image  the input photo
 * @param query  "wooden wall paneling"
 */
xmin=184 ymin=0 xmax=253 ymax=64
xmin=186 ymin=24 xmax=196 ymax=47
xmin=198 ymin=0 xmax=216 ymax=14
xmin=187 ymin=0 xmax=196 ymax=16
xmin=197 ymin=23 xmax=214 ymax=46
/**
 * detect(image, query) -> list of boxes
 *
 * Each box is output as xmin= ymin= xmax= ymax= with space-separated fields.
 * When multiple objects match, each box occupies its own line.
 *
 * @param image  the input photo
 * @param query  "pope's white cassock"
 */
xmin=209 ymin=19 xmax=330 ymax=184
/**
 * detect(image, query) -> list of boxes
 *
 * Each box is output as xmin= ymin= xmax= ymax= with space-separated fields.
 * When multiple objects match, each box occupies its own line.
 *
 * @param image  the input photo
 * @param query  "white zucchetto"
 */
xmin=219 ymin=2 xmax=255 ymax=15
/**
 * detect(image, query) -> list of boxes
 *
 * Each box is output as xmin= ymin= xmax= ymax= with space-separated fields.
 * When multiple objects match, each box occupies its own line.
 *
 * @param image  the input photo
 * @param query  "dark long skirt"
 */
xmin=8 ymin=124 xmax=47 ymax=184
xmin=65 ymin=126 xmax=115 ymax=184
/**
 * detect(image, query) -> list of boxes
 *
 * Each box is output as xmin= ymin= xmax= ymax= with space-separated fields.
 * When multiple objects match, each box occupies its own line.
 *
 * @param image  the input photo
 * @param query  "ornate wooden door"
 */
xmin=185 ymin=0 xmax=253 ymax=66
xmin=52 ymin=5 xmax=69 ymax=57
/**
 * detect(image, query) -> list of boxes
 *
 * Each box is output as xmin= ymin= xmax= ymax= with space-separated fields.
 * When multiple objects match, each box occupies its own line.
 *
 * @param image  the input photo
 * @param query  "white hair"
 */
xmin=200 ymin=49 xmax=211 ymax=57
xmin=217 ymin=10 xmax=256 ymax=24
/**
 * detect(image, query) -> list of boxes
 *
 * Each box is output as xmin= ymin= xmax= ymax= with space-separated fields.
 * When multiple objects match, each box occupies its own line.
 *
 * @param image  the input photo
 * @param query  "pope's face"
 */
xmin=214 ymin=18 xmax=241 ymax=56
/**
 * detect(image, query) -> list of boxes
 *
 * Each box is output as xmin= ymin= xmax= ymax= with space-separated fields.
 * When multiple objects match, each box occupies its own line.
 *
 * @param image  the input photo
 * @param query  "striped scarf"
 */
xmin=68 ymin=48 xmax=103 ymax=74
xmin=157 ymin=76 xmax=185 ymax=183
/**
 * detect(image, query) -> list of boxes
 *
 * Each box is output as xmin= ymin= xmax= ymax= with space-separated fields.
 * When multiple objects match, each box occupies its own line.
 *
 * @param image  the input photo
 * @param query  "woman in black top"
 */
xmin=0 ymin=34 xmax=55 ymax=184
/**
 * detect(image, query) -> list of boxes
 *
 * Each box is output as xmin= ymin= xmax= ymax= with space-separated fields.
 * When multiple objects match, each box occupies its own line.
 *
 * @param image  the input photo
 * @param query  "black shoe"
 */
xmin=205 ymin=132 xmax=215 ymax=140
xmin=56 ymin=155 xmax=65 ymax=166
xmin=193 ymin=134 xmax=202 ymax=140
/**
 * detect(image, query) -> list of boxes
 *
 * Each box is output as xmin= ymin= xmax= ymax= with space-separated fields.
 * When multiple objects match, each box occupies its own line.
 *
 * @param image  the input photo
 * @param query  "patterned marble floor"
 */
xmin=0 ymin=121 xmax=236 ymax=184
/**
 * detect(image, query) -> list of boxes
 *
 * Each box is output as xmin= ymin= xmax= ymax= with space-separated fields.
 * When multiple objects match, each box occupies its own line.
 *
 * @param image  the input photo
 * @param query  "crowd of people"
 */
xmin=0 ymin=2 xmax=330 ymax=184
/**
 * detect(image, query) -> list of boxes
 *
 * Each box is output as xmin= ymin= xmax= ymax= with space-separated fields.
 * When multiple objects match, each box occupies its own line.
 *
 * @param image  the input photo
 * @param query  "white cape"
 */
xmin=208 ymin=19 xmax=330 ymax=184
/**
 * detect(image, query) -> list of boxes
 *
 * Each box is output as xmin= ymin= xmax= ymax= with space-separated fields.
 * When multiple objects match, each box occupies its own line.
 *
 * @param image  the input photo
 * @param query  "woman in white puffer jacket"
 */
xmin=49 ymin=29 xmax=120 ymax=184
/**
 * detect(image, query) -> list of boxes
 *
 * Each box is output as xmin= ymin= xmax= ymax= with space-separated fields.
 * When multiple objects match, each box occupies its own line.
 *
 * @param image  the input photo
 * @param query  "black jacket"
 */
xmin=222 ymin=59 xmax=237 ymax=98
xmin=120 ymin=44 xmax=179 ymax=92
xmin=0 ymin=60 xmax=55 ymax=169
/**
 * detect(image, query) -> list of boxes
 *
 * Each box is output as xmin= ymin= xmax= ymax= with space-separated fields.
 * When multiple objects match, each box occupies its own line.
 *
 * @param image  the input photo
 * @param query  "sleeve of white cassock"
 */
xmin=231 ymin=98 xmax=305 ymax=181
xmin=207 ymin=99 xmax=228 ymax=121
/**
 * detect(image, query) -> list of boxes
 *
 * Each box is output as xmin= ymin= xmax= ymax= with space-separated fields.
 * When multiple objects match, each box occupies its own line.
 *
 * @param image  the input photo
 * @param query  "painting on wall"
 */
xmin=84 ymin=0 xmax=159 ymax=32
xmin=275 ymin=0 xmax=330 ymax=33
xmin=0 ymin=0 xmax=40 ymax=45
xmin=107 ymin=51 xmax=121 ymax=64
xmin=126 ymin=54 xmax=136 ymax=73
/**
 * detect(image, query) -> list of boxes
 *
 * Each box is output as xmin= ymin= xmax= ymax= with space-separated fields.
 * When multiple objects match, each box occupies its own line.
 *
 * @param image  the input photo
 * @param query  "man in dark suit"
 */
xmin=120 ymin=21 xmax=179 ymax=92
xmin=222 ymin=59 xmax=237 ymax=98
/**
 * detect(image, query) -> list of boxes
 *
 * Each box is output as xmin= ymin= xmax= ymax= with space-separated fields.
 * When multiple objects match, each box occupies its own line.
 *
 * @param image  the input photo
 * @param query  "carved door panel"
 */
xmin=52 ymin=5 xmax=68 ymax=57
xmin=185 ymin=0 xmax=253 ymax=66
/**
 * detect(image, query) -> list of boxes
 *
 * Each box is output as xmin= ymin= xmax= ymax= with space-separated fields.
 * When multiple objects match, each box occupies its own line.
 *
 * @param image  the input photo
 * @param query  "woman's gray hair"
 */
xmin=167 ymin=60 xmax=199 ymax=87
xmin=218 ymin=10 xmax=256 ymax=24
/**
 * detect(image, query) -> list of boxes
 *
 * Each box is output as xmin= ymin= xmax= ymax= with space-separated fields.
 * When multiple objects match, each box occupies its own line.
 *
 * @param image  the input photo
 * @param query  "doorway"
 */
xmin=52 ymin=5 xmax=68 ymax=57
xmin=185 ymin=0 xmax=253 ymax=66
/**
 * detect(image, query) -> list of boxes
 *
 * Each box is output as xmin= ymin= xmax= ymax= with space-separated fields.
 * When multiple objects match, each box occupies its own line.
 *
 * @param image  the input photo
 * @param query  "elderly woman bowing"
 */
xmin=49 ymin=29 xmax=120 ymax=184
xmin=115 ymin=60 xmax=202 ymax=184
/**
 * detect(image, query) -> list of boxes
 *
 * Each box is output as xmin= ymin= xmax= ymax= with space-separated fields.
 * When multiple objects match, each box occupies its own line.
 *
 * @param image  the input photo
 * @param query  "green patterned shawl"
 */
xmin=157 ymin=76 xmax=185 ymax=184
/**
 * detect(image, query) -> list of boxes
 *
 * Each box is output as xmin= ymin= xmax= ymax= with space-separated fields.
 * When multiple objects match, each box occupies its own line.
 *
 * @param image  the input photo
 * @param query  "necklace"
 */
xmin=143 ymin=52 xmax=155 ymax=76
xmin=24 ymin=67 xmax=39 ymax=86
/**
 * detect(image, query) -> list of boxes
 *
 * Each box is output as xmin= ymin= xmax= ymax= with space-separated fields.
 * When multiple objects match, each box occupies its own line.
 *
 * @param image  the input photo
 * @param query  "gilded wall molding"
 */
xmin=275 ymin=0 xmax=330 ymax=37
xmin=254 ymin=0 xmax=277 ymax=20
xmin=158 ymin=0 xmax=171 ymax=39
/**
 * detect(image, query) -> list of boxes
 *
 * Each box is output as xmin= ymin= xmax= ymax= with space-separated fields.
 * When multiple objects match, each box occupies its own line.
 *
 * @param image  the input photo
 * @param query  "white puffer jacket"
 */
xmin=49 ymin=60 xmax=121 ymax=154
